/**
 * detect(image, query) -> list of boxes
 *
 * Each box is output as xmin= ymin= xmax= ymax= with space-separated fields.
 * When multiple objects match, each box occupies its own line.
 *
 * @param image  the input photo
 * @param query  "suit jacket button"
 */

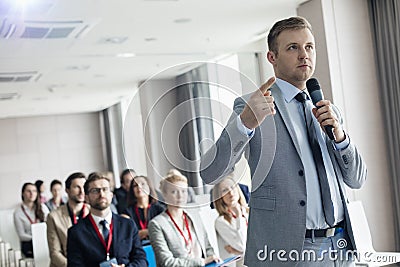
xmin=298 ymin=170 xmax=304 ymax=176
xmin=299 ymin=200 xmax=306 ymax=206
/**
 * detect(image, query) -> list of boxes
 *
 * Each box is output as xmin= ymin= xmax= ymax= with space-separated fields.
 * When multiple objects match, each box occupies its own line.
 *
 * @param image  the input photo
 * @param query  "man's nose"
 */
xmin=298 ymin=47 xmax=308 ymax=60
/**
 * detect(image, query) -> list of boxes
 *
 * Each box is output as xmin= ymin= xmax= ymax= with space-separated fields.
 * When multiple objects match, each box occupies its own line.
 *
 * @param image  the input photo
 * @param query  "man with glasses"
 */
xmin=67 ymin=172 xmax=147 ymax=267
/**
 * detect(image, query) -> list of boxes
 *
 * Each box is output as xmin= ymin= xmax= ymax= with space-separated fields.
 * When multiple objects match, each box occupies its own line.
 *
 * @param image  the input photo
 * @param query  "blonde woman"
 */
xmin=148 ymin=172 xmax=220 ymax=267
xmin=213 ymin=176 xmax=248 ymax=267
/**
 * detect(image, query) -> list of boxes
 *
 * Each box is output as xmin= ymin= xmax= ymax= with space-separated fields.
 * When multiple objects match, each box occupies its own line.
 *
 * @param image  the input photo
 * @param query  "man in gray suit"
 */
xmin=200 ymin=17 xmax=367 ymax=266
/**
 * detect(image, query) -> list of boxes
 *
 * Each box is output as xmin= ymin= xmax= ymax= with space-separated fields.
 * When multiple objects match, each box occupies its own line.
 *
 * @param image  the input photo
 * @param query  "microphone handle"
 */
xmin=324 ymin=125 xmax=335 ymax=140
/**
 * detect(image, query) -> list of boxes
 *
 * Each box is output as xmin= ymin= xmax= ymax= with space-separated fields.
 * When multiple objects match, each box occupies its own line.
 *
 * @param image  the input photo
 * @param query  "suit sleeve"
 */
xmin=66 ymin=226 xmax=85 ymax=267
xmin=148 ymin=220 xmax=203 ymax=267
xmin=200 ymin=97 xmax=252 ymax=184
xmin=331 ymin=105 xmax=367 ymax=189
xmin=127 ymin=220 xmax=148 ymax=267
xmin=46 ymin=212 xmax=67 ymax=267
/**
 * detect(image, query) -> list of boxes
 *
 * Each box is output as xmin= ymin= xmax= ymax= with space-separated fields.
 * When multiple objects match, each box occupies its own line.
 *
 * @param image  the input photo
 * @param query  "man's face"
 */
xmin=268 ymin=28 xmax=315 ymax=89
xmin=85 ymin=179 xmax=112 ymax=211
xmin=66 ymin=178 xmax=86 ymax=204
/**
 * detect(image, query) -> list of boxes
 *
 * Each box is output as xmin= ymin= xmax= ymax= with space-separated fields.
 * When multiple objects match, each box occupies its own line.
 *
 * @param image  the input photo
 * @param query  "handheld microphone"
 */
xmin=306 ymin=78 xmax=335 ymax=140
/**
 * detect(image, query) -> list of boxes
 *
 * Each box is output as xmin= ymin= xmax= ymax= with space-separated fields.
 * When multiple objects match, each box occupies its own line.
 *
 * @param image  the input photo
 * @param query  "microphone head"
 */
xmin=306 ymin=78 xmax=320 ymax=93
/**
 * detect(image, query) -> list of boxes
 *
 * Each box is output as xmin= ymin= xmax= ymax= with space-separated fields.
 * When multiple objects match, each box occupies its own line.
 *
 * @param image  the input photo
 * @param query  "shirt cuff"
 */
xmin=333 ymin=132 xmax=350 ymax=150
xmin=236 ymin=115 xmax=254 ymax=137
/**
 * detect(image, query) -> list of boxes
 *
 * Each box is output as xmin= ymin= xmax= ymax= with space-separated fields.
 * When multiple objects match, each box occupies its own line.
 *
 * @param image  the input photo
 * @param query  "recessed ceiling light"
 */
xmin=66 ymin=65 xmax=90 ymax=71
xmin=116 ymin=53 xmax=136 ymax=58
xmin=173 ymin=18 xmax=191 ymax=24
xmin=99 ymin=37 xmax=128 ymax=44
xmin=144 ymin=37 xmax=157 ymax=42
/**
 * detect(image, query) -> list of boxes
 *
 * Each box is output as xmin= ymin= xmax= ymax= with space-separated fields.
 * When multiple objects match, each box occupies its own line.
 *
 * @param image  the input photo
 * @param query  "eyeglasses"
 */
xmin=88 ymin=187 xmax=110 ymax=195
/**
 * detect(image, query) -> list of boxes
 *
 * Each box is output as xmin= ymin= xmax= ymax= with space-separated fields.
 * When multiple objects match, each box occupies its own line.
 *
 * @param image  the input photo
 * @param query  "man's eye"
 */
xmin=288 ymin=45 xmax=297 ymax=50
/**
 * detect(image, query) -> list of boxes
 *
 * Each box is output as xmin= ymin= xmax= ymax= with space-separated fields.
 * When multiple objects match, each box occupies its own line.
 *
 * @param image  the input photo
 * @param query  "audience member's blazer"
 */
xmin=200 ymin=83 xmax=367 ymax=266
xmin=67 ymin=213 xmax=147 ymax=267
xmin=47 ymin=205 xmax=73 ymax=267
xmin=148 ymin=210 xmax=215 ymax=267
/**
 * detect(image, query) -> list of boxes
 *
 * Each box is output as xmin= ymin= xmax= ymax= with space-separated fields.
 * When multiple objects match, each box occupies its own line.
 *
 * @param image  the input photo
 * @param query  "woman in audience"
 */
xmin=14 ymin=182 xmax=49 ymax=258
xmin=35 ymin=179 xmax=47 ymax=204
xmin=45 ymin=179 xmax=66 ymax=211
xmin=122 ymin=175 xmax=164 ymax=241
xmin=148 ymin=172 xmax=220 ymax=267
xmin=213 ymin=175 xmax=248 ymax=267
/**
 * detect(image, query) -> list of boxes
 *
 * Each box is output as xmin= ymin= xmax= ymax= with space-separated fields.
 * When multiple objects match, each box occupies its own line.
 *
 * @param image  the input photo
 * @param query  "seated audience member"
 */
xmin=156 ymin=169 xmax=197 ymax=208
xmin=148 ymin=172 xmax=220 ymax=266
xmin=45 ymin=179 xmax=67 ymax=211
xmin=122 ymin=175 xmax=164 ymax=241
xmin=46 ymin=172 xmax=89 ymax=267
xmin=67 ymin=172 xmax=147 ymax=267
xmin=14 ymin=182 xmax=49 ymax=258
xmin=35 ymin=179 xmax=47 ymax=204
xmin=115 ymin=169 xmax=136 ymax=214
xmin=213 ymin=176 xmax=248 ymax=267
xmin=102 ymin=171 xmax=118 ymax=214
xmin=209 ymin=183 xmax=249 ymax=209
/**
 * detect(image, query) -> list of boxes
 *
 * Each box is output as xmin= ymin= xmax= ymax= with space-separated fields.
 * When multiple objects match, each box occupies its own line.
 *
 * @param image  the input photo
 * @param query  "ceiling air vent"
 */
xmin=0 ymin=71 xmax=40 ymax=82
xmin=0 ymin=18 xmax=99 ymax=39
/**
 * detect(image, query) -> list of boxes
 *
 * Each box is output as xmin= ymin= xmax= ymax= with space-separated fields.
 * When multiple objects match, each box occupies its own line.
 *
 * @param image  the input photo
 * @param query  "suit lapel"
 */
xmin=270 ymin=83 xmax=302 ymax=158
xmin=111 ymin=214 xmax=119 ymax=254
xmin=61 ymin=205 xmax=72 ymax=228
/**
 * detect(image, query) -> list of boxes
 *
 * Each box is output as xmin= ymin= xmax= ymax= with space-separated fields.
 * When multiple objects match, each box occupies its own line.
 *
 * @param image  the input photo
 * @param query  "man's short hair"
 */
xmin=267 ymin=16 xmax=312 ymax=54
xmin=65 ymin=172 xmax=86 ymax=189
xmin=84 ymin=172 xmax=110 ymax=195
xmin=50 ymin=179 xmax=63 ymax=190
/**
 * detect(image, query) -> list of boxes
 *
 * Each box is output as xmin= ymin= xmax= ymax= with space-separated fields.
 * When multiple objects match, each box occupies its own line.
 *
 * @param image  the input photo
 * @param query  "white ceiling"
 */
xmin=0 ymin=0 xmax=305 ymax=118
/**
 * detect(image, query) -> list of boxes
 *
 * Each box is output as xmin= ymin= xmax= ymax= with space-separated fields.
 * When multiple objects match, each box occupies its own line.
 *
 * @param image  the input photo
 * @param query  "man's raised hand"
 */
xmin=240 ymin=77 xmax=276 ymax=129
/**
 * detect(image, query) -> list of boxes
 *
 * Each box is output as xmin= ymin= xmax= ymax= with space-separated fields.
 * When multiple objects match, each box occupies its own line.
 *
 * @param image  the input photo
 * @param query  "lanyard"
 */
xmin=134 ymin=204 xmax=151 ymax=229
xmin=89 ymin=215 xmax=113 ymax=260
xmin=21 ymin=205 xmax=38 ymax=224
xmin=229 ymin=209 xmax=248 ymax=226
xmin=166 ymin=210 xmax=192 ymax=248
xmin=69 ymin=203 xmax=88 ymax=225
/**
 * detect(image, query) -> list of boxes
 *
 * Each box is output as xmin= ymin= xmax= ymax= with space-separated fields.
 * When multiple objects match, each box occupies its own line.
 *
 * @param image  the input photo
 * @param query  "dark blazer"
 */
xmin=123 ymin=203 xmax=165 ymax=230
xmin=67 ymin=213 xmax=147 ymax=267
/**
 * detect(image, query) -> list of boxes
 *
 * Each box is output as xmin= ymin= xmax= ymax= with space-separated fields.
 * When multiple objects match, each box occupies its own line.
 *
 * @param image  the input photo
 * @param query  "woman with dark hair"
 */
xmin=122 ymin=175 xmax=164 ymax=241
xmin=45 ymin=179 xmax=67 ymax=211
xmin=35 ymin=179 xmax=47 ymax=204
xmin=14 ymin=182 xmax=49 ymax=257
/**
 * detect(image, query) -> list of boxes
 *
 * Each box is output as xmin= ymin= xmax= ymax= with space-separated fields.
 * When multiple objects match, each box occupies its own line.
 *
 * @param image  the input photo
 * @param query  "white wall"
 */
xmin=299 ymin=0 xmax=394 ymax=251
xmin=0 ymin=113 xmax=106 ymax=209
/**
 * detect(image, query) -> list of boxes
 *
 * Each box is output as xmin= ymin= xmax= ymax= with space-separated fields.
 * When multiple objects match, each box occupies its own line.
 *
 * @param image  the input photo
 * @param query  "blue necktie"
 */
xmin=295 ymin=91 xmax=335 ymax=227
xmin=100 ymin=220 xmax=109 ymax=242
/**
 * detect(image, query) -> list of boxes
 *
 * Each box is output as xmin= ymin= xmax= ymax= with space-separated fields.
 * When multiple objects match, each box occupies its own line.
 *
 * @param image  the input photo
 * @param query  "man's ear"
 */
xmin=267 ymin=51 xmax=276 ymax=65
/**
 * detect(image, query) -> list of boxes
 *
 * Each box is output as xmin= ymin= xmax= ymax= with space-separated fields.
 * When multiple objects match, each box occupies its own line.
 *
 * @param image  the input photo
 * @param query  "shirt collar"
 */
xmin=91 ymin=211 xmax=113 ymax=227
xmin=275 ymin=78 xmax=310 ymax=103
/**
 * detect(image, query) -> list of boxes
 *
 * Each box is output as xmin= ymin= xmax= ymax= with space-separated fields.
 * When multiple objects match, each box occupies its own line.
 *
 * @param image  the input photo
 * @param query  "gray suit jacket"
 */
xmin=148 ymin=210 xmax=215 ymax=267
xmin=200 ymin=83 xmax=367 ymax=266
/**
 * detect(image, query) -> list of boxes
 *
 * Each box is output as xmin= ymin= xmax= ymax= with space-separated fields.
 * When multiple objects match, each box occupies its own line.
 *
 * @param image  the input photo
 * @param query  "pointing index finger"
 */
xmin=260 ymin=76 xmax=276 ymax=96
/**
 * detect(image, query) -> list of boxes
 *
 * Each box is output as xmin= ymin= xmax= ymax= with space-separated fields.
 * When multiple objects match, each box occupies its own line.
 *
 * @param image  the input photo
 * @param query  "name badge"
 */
xmin=99 ymin=258 xmax=118 ymax=267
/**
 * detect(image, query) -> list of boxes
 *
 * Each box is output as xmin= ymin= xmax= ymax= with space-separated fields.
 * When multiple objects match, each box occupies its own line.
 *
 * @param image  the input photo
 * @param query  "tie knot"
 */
xmin=100 ymin=219 xmax=108 ymax=228
xmin=295 ymin=91 xmax=308 ymax=103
